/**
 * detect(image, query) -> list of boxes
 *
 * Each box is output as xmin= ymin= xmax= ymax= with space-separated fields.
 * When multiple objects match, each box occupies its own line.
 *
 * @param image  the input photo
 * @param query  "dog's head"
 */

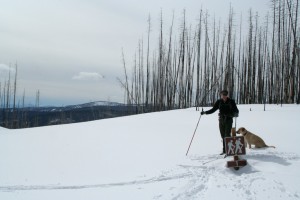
xmin=236 ymin=127 xmax=247 ymax=136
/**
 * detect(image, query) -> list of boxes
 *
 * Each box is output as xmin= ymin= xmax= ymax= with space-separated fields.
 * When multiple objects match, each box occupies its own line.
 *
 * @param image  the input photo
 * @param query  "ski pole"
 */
xmin=186 ymin=108 xmax=203 ymax=156
xmin=234 ymin=117 xmax=237 ymax=130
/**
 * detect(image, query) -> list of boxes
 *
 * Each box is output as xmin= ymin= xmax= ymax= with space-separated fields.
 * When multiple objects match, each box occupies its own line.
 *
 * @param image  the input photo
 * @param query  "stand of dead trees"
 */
xmin=0 ymin=63 xmax=20 ymax=128
xmin=120 ymin=0 xmax=300 ymax=113
xmin=0 ymin=63 xmax=41 ymax=128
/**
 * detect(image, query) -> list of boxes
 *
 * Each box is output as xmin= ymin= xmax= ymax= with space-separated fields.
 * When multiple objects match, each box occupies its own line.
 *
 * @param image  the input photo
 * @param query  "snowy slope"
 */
xmin=0 ymin=104 xmax=300 ymax=200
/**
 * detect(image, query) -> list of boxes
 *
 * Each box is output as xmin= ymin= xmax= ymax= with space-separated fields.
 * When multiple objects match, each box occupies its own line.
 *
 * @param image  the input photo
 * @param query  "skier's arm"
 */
xmin=231 ymin=100 xmax=239 ymax=117
xmin=203 ymin=100 xmax=220 ymax=115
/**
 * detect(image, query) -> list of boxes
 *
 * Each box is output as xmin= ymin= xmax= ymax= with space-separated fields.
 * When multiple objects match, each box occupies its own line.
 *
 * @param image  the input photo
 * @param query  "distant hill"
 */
xmin=0 ymin=101 xmax=140 ymax=129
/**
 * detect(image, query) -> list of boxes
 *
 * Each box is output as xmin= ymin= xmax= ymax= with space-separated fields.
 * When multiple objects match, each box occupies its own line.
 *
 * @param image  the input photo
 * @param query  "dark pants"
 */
xmin=219 ymin=117 xmax=233 ymax=153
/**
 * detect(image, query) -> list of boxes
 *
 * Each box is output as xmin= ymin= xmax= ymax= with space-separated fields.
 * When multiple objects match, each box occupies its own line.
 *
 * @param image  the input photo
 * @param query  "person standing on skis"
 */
xmin=201 ymin=90 xmax=239 ymax=155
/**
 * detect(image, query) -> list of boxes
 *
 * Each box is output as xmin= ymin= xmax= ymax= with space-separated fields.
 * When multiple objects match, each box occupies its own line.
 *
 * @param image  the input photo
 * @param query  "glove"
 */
xmin=201 ymin=111 xmax=206 ymax=115
xmin=233 ymin=112 xmax=239 ymax=117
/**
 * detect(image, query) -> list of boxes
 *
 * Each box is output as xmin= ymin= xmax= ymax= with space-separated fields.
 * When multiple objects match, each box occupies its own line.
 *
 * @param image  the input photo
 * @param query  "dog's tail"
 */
xmin=267 ymin=145 xmax=276 ymax=148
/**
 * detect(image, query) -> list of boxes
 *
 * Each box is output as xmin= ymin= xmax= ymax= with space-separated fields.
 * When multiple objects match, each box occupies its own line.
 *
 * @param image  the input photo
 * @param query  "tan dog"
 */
xmin=236 ymin=127 xmax=275 ymax=148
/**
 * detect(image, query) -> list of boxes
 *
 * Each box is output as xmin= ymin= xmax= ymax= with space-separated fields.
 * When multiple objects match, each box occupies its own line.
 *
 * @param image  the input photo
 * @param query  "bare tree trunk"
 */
xmin=35 ymin=90 xmax=40 ymax=127
xmin=270 ymin=0 xmax=277 ymax=104
xmin=12 ymin=63 xmax=18 ymax=128
xmin=145 ymin=15 xmax=151 ymax=108
xmin=286 ymin=0 xmax=299 ymax=103
xmin=121 ymin=49 xmax=131 ymax=105
xmin=21 ymin=89 xmax=27 ymax=128
xmin=247 ymin=9 xmax=253 ymax=104
xmin=5 ymin=69 xmax=11 ymax=128
xmin=195 ymin=10 xmax=203 ymax=109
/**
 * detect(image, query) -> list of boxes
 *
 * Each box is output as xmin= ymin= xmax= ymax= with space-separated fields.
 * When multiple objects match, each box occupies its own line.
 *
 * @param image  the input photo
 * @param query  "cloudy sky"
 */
xmin=0 ymin=0 xmax=270 ymax=106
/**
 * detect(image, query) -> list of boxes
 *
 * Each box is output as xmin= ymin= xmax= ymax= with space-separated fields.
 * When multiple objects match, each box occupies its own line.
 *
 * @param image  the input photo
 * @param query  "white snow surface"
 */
xmin=0 ymin=104 xmax=300 ymax=200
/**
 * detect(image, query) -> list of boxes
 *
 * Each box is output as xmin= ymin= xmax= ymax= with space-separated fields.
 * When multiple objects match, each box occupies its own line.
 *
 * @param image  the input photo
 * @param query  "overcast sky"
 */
xmin=0 ymin=0 xmax=270 ymax=106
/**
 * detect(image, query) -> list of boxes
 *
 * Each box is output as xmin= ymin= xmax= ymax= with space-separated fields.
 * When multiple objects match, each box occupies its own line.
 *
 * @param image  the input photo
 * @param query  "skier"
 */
xmin=201 ymin=90 xmax=239 ymax=155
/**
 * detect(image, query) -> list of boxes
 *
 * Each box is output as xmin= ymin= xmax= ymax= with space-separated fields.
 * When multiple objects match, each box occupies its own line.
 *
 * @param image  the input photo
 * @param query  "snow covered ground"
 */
xmin=0 ymin=104 xmax=300 ymax=200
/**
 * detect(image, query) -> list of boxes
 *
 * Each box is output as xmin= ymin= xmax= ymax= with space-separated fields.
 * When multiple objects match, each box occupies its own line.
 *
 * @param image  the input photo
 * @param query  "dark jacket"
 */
xmin=205 ymin=98 xmax=239 ymax=118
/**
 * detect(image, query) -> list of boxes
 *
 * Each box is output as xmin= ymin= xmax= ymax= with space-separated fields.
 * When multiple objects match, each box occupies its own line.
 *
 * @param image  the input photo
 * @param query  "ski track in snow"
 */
xmin=1 ymin=151 xmax=299 ymax=200
xmin=0 ymin=171 xmax=194 ymax=191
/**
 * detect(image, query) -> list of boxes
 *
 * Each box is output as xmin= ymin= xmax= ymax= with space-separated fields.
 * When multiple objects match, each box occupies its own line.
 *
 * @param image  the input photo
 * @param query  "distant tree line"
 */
xmin=1 ymin=104 xmax=141 ymax=128
xmin=119 ymin=0 xmax=300 ymax=113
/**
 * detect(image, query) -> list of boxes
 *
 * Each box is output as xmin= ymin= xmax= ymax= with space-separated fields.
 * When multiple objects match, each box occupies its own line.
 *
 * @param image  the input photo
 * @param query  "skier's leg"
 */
xmin=224 ymin=118 xmax=233 ymax=138
xmin=219 ymin=119 xmax=226 ymax=153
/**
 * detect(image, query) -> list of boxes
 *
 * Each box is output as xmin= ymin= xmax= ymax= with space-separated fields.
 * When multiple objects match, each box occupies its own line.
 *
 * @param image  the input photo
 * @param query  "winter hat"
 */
xmin=220 ymin=90 xmax=229 ymax=96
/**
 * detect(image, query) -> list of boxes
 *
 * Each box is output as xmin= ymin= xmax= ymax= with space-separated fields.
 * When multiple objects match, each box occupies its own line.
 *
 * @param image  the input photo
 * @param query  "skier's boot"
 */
xmin=219 ymin=148 xmax=226 ymax=155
